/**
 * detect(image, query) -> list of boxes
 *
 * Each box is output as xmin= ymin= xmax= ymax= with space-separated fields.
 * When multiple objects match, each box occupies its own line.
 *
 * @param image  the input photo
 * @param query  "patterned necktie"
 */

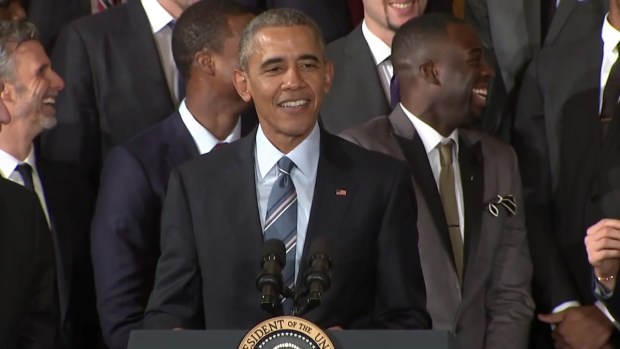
xmin=264 ymin=157 xmax=297 ymax=313
xmin=15 ymin=163 xmax=35 ymax=191
xmin=438 ymin=141 xmax=464 ymax=284
xmin=97 ymin=0 xmax=122 ymax=12
xmin=390 ymin=73 xmax=400 ymax=110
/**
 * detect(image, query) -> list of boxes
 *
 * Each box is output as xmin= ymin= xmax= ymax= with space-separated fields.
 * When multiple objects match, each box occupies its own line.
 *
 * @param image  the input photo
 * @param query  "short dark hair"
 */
xmin=239 ymin=8 xmax=325 ymax=71
xmin=172 ymin=0 xmax=252 ymax=79
xmin=392 ymin=13 xmax=465 ymax=73
xmin=0 ymin=21 xmax=38 ymax=82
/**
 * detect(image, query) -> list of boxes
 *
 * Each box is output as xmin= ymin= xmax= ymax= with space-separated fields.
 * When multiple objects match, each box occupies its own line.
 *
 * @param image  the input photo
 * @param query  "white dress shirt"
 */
xmin=0 ymin=147 xmax=51 ymax=226
xmin=178 ymin=100 xmax=241 ymax=154
xmin=599 ymin=14 xmax=620 ymax=112
xmin=361 ymin=20 xmax=393 ymax=102
xmin=401 ymin=105 xmax=465 ymax=239
xmin=255 ymin=123 xmax=320 ymax=280
xmin=141 ymin=0 xmax=182 ymax=104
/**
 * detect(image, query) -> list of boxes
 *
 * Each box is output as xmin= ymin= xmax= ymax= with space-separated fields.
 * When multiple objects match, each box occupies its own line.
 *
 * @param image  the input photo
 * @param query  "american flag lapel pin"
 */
xmin=336 ymin=189 xmax=347 ymax=196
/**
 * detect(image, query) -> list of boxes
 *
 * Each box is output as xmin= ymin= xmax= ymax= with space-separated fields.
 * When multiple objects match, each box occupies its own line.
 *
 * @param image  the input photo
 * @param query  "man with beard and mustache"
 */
xmin=41 ymin=0 xmax=201 ymax=191
xmin=342 ymin=14 xmax=534 ymax=349
xmin=0 ymin=21 xmax=101 ymax=349
xmin=321 ymin=0 xmax=428 ymax=133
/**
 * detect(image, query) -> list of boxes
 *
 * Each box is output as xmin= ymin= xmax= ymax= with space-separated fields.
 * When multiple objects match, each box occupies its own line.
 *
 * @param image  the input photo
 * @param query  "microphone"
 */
xmin=256 ymin=239 xmax=286 ymax=315
xmin=298 ymin=237 xmax=333 ymax=315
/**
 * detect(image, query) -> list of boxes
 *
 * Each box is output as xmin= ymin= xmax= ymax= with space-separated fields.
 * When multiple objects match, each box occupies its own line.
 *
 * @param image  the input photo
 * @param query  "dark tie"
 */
xmin=438 ymin=141 xmax=464 ymax=284
xmin=15 ymin=163 xmax=35 ymax=191
xmin=390 ymin=73 xmax=400 ymax=110
xmin=601 ymin=46 xmax=620 ymax=139
xmin=264 ymin=157 xmax=297 ymax=313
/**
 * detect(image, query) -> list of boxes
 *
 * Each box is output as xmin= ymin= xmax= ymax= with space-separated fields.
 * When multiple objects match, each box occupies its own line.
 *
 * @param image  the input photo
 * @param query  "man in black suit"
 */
xmin=0 ymin=21 xmax=99 ymax=349
xmin=320 ymin=0 xmax=428 ymax=133
xmin=513 ymin=0 xmax=620 ymax=347
xmin=91 ymin=3 xmax=257 ymax=349
xmin=143 ymin=8 xmax=430 ymax=330
xmin=26 ymin=0 xmax=91 ymax=53
xmin=41 ymin=0 xmax=199 ymax=188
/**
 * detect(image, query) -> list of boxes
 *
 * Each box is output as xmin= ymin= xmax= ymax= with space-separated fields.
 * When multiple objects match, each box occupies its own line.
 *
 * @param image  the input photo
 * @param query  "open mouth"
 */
xmin=472 ymin=88 xmax=488 ymax=100
xmin=389 ymin=1 xmax=413 ymax=9
xmin=277 ymin=99 xmax=311 ymax=114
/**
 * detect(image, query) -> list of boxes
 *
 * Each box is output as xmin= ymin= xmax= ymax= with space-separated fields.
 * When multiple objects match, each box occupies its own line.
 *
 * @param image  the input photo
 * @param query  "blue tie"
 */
xmin=264 ymin=157 xmax=297 ymax=312
xmin=16 ymin=163 xmax=35 ymax=191
xmin=390 ymin=73 xmax=400 ymax=109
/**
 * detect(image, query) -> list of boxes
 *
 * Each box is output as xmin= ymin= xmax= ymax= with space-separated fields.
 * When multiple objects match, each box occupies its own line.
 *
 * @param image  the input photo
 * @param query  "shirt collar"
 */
xmin=401 ymin=104 xmax=459 ymax=155
xmin=602 ymin=14 xmax=620 ymax=58
xmin=361 ymin=19 xmax=392 ymax=66
xmin=255 ymin=122 xmax=321 ymax=181
xmin=141 ymin=0 xmax=174 ymax=34
xmin=0 ymin=146 xmax=36 ymax=178
xmin=178 ymin=99 xmax=242 ymax=154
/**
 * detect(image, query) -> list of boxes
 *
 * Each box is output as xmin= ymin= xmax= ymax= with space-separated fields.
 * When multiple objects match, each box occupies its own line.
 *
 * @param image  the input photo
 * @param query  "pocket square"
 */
xmin=486 ymin=195 xmax=517 ymax=217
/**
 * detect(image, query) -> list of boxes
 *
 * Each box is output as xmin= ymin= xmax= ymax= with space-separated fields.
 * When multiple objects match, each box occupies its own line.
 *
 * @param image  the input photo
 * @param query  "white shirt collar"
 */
xmin=141 ymin=0 xmax=174 ymax=34
xmin=602 ymin=14 xmax=620 ymax=58
xmin=178 ymin=99 xmax=242 ymax=154
xmin=256 ymin=122 xmax=320 ymax=181
xmin=0 ymin=146 xmax=37 ymax=178
xmin=361 ymin=19 xmax=392 ymax=66
xmin=400 ymin=104 xmax=459 ymax=155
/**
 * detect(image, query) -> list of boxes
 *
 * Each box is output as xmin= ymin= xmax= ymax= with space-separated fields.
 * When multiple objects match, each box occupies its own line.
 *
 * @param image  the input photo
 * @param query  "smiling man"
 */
xmin=143 ymin=8 xmax=430 ymax=330
xmin=0 ymin=21 xmax=100 ymax=349
xmin=321 ymin=0 xmax=428 ymax=133
xmin=342 ymin=14 xmax=534 ymax=349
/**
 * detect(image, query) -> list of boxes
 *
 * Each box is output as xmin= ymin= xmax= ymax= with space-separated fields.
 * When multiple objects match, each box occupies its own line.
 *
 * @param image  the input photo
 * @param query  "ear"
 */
xmin=419 ymin=60 xmax=440 ymax=86
xmin=233 ymin=69 xmax=252 ymax=103
xmin=1 ymin=81 xmax=14 ymax=103
xmin=195 ymin=50 xmax=216 ymax=76
xmin=323 ymin=59 xmax=334 ymax=93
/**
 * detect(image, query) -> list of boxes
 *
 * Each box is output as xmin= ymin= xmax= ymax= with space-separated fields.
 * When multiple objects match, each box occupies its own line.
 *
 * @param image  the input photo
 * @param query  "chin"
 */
xmin=40 ymin=115 xmax=57 ymax=130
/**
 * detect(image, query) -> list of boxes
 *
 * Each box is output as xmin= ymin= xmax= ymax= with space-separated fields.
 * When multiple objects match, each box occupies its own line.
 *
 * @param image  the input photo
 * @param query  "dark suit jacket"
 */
xmin=26 ymin=0 xmax=91 ymax=53
xmin=37 ymin=160 xmax=100 ymax=349
xmin=236 ymin=0 xmax=353 ymax=43
xmin=42 ymin=0 xmax=176 ymax=187
xmin=513 ymin=31 xmax=620 ymax=347
xmin=91 ymin=111 xmax=257 ymax=349
xmin=321 ymin=25 xmax=389 ymax=134
xmin=0 ymin=177 xmax=57 ymax=349
xmin=342 ymin=107 xmax=534 ymax=349
xmin=142 ymin=128 xmax=431 ymax=330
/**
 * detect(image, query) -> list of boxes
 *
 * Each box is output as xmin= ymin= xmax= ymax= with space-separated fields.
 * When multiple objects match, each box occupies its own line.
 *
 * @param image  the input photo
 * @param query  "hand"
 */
xmin=0 ymin=0 xmax=25 ymax=21
xmin=538 ymin=306 xmax=613 ymax=349
xmin=586 ymin=219 xmax=620 ymax=291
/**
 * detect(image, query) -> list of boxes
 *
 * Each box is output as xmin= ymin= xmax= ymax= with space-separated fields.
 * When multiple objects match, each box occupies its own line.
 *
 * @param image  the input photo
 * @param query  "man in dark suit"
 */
xmin=0 ymin=21 xmax=99 ymax=349
xmin=90 ymin=3 xmax=257 ymax=349
xmin=40 ymin=0 xmax=199 ymax=188
xmin=513 ymin=1 xmax=620 ymax=347
xmin=26 ymin=0 xmax=91 ymax=53
xmin=320 ymin=0 xmax=428 ymax=133
xmin=236 ymin=0 xmax=354 ymax=43
xmin=143 ymin=8 xmax=430 ymax=330
xmin=342 ymin=14 xmax=534 ymax=348
xmin=465 ymin=0 xmax=608 ymax=141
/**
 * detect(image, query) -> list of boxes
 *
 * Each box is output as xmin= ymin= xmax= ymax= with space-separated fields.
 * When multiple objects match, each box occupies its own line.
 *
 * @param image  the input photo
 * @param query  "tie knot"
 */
xmin=439 ymin=141 xmax=454 ymax=167
xmin=16 ymin=163 xmax=32 ymax=176
xmin=277 ymin=156 xmax=295 ymax=175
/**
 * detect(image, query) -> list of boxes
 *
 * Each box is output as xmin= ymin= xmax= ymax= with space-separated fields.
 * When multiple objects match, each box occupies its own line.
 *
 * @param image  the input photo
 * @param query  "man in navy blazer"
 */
xmin=90 ymin=3 xmax=258 ymax=349
xmin=143 ymin=8 xmax=430 ymax=330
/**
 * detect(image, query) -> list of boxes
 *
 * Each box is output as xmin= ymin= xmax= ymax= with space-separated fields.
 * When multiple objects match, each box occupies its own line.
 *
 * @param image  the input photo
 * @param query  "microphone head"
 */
xmin=262 ymin=239 xmax=286 ymax=268
xmin=308 ymin=237 xmax=333 ymax=265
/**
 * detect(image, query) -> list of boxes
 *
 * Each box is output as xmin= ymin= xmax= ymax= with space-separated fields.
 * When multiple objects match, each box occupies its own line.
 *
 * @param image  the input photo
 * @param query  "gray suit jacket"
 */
xmin=342 ymin=107 xmax=534 ymax=349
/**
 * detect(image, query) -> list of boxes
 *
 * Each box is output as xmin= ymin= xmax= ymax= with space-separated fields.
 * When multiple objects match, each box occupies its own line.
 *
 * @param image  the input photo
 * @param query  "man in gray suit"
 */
xmin=342 ymin=14 xmax=534 ymax=348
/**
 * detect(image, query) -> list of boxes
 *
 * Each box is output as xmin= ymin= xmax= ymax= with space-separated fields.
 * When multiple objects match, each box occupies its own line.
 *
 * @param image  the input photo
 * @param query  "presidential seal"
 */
xmin=239 ymin=316 xmax=336 ymax=349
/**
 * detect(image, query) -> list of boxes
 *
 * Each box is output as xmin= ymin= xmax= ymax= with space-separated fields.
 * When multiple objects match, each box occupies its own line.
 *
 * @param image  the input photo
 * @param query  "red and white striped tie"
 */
xmin=97 ymin=0 xmax=122 ymax=12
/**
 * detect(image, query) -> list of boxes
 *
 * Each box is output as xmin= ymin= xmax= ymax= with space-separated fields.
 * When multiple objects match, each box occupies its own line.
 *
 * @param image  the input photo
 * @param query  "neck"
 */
xmin=0 ymin=129 xmax=33 ymax=161
xmin=610 ymin=8 xmax=620 ymax=31
xmin=407 ymin=104 xmax=457 ymax=137
xmin=185 ymin=90 xmax=243 ymax=141
xmin=364 ymin=17 xmax=395 ymax=47
xmin=158 ymin=0 xmax=183 ymax=19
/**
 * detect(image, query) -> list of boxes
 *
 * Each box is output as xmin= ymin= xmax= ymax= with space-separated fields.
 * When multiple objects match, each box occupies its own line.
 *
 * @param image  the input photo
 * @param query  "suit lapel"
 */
xmin=387 ymin=108 xmax=456 ymax=271
xmin=299 ymin=131 xmax=357 ymax=284
xmin=458 ymin=133 xmax=484 ymax=281
xmin=163 ymin=112 xmax=199 ymax=169
xmin=544 ymin=0 xmax=575 ymax=46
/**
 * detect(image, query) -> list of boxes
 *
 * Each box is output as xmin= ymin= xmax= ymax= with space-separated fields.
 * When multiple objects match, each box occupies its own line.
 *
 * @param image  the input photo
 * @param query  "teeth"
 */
xmin=473 ymin=88 xmax=487 ymax=98
xmin=42 ymin=97 xmax=55 ymax=105
xmin=390 ymin=2 xmax=413 ymax=9
xmin=280 ymin=100 xmax=308 ymax=108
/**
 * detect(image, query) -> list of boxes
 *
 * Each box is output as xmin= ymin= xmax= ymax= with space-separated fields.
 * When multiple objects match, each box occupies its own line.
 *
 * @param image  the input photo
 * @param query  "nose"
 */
xmin=49 ymin=68 xmax=65 ymax=91
xmin=282 ymin=66 xmax=303 ymax=90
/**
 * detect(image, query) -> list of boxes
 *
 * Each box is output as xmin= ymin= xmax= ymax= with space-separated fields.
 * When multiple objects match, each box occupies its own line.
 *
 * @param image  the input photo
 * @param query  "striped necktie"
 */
xmin=264 ymin=157 xmax=297 ymax=312
xmin=97 ymin=0 xmax=122 ymax=12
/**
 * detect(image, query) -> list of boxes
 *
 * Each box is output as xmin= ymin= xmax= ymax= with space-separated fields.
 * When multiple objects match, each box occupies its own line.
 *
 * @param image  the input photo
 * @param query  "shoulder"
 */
xmin=340 ymin=115 xmax=392 ymax=145
xmin=61 ymin=2 xmax=134 ymax=38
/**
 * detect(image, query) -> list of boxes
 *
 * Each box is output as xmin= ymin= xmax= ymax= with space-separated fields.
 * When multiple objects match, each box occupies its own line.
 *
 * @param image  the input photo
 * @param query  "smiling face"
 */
xmin=363 ymin=0 xmax=427 ymax=44
xmin=234 ymin=25 xmax=333 ymax=152
xmin=2 ymin=40 xmax=64 ymax=133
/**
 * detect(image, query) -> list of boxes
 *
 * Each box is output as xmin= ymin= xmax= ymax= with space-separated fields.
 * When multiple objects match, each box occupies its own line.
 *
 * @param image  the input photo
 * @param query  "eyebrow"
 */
xmin=259 ymin=54 xmax=321 ymax=69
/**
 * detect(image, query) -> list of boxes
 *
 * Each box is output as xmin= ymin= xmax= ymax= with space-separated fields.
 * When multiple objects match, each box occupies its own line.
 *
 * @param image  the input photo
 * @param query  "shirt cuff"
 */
xmin=594 ymin=279 xmax=615 ymax=299
xmin=552 ymin=301 xmax=581 ymax=313
xmin=595 ymin=300 xmax=620 ymax=330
